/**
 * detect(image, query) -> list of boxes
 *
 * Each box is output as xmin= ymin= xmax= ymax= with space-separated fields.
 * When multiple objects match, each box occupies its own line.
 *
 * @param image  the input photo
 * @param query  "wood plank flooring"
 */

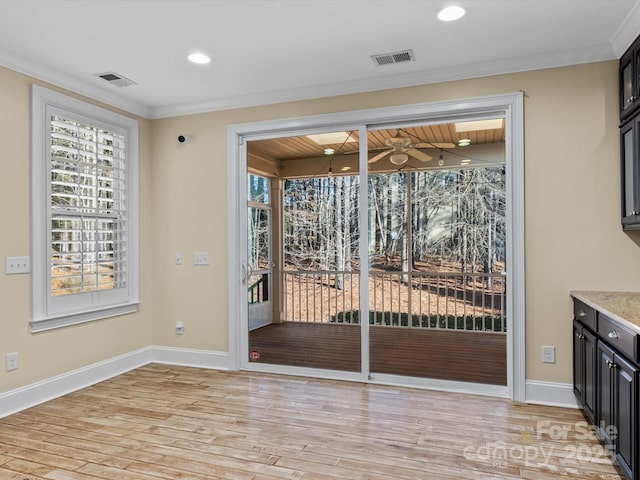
xmin=0 ymin=364 xmax=624 ymax=479
xmin=249 ymin=323 xmax=506 ymax=385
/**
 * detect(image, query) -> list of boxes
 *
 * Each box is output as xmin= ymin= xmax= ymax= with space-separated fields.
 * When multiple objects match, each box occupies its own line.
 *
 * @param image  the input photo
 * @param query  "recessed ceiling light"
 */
xmin=458 ymin=139 xmax=471 ymax=147
xmin=324 ymin=148 xmax=335 ymax=155
xmin=188 ymin=52 xmax=211 ymax=64
xmin=437 ymin=6 xmax=466 ymax=22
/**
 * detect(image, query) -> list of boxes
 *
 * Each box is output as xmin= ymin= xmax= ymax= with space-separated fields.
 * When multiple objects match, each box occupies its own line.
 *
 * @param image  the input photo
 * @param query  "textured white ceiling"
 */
xmin=0 ymin=0 xmax=638 ymax=118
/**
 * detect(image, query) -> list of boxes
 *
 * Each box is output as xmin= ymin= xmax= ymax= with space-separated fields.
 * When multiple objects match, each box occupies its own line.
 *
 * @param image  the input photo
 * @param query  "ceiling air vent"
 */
xmin=371 ymin=49 xmax=415 ymax=67
xmin=94 ymin=71 xmax=137 ymax=87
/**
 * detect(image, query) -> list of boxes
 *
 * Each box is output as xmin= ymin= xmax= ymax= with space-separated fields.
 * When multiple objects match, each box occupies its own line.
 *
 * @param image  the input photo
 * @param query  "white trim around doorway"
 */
xmin=227 ymin=92 xmax=525 ymax=401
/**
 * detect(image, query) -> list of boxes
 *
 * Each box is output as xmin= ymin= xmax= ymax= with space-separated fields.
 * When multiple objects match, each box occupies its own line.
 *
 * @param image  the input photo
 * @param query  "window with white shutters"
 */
xmin=31 ymin=86 xmax=139 ymax=332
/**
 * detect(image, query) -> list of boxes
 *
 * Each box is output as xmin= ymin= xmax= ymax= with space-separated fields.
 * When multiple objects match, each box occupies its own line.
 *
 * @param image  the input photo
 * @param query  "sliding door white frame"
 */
xmin=227 ymin=92 xmax=525 ymax=400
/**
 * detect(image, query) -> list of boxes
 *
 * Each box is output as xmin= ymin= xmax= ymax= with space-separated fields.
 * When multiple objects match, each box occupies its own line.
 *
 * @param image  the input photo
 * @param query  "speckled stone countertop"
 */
xmin=570 ymin=291 xmax=640 ymax=333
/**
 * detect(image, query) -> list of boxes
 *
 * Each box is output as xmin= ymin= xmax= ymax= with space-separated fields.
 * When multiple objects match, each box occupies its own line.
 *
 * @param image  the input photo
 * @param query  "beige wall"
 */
xmin=0 ymin=66 xmax=153 ymax=392
xmin=151 ymin=60 xmax=640 ymax=384
xmin=2 ymin=60 xmax=640 ymax=396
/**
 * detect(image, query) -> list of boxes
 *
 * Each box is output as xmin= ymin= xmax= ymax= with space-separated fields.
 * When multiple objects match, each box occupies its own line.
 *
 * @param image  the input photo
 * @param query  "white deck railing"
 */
xmin=282 ymin=269 xmax=506 ymax=333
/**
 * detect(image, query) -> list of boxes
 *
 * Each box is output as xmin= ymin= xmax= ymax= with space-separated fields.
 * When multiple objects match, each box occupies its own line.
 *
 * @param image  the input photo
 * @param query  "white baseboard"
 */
xmin=0 ymin=346 xmax=153 ymax=419
xmin=525 ymin=380 xmax=579 ymax=408
xmin=371 ymin=373 xmax=510 ymax=398
xmin=152 ymin=346 xmax=230 ymax=370
xmin=1 ymin=349 xmax=579 ymax=420
xmin=0 ymin=346 xmax=230 ymax=419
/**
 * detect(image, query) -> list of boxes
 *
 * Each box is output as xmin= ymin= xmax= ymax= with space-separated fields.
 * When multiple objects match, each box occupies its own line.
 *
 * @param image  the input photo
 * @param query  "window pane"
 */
xmin=248 ymin=207 xmax=270 ymax=271
xmin=248 ymin=173 xmax=269 ymax=204
xmin=49 ymin=114 xmax=126 ymax=297
xmin=283 ymin=176 xmax=360 ymax=271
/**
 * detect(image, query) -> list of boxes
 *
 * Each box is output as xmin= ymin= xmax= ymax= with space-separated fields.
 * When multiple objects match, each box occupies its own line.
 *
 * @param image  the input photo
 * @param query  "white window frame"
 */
xmin=31 ymin=85 xmax=139 ymax=332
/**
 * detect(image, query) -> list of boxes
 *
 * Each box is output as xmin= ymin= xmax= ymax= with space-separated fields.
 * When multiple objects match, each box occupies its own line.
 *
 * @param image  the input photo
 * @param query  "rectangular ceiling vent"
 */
xmin=371 ymin=49 xmax=415 ymax=67
xmin=94 ymin=71 xmax=137 ymax=87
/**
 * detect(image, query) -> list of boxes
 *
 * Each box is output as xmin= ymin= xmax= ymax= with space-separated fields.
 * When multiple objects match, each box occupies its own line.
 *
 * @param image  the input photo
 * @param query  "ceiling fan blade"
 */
xmin=414 ymin=142 xmax=456 ymax=149
xmin=406 ymin=148 xmax=433 ymax=162
xmin=368 ymin=150 xmax=392 ymax=164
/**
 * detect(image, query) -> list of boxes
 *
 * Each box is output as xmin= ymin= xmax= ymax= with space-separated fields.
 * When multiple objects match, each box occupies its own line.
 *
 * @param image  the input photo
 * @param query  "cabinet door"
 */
xmin=614 ymin=354 xmax=637 ymax=480
xmin=583 ymin=329 xmax=597 ymax=424
xmin=621 ymin=118 xmax=640 ymax=229
xmin=621 ymin=48 xmax=635 ymax=117
xmin=597 ymin=341 xmax=615 ymax=446
xmin=573 ymin=321 xmax=585 ymax=404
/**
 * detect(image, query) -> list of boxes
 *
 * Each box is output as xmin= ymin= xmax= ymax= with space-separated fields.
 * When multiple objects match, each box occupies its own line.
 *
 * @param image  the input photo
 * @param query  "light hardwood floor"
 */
xmin=0 ymin=364 xmax=624 ymax=479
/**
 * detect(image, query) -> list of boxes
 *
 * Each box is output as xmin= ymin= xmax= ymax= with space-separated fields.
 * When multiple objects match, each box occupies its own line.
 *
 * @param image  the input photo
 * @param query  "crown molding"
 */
xmin=150 ymin=45 xmax=617 ymax=119
xmin=0 ymin=40 xmax=619 ymax=121
xmin=0 ymin=49 xmax=151 ymax=119
xmin=611 ymin=0 xmax=640 ymax=57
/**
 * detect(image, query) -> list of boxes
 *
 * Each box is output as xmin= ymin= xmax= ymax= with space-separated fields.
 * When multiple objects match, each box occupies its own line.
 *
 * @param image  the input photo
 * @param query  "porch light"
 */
xmin=324 ymin=148 xmax=335 ymax=155
xmin=307 ymin=132 xmax=356 ymax=145
xmin=389 ymin=153 xmax=409 ymax=165
xmin=455 ymin=119 xmax=503 ymax=132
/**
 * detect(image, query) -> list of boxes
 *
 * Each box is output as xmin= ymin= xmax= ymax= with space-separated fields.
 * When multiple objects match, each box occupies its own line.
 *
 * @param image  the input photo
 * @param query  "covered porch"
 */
xmin=250 ymin=323 xmax=506 ymax=385
xmin=247 ymin=122 xmax=507 ymax=386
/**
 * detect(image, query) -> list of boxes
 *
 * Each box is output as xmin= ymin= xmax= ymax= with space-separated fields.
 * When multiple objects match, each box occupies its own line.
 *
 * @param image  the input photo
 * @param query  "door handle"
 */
xmin=241 ymin=263 xmax=247 ymax=283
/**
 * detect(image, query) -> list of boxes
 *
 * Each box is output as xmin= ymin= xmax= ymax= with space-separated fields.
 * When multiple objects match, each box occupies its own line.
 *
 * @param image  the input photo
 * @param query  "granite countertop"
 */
xmin=570 ymin=290 xmax=640 ymax=333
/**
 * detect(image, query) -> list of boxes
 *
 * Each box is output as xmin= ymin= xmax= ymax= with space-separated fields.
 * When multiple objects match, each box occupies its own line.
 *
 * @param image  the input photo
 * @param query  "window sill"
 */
xmin=30 ymin=302 xmax=140 ymax=333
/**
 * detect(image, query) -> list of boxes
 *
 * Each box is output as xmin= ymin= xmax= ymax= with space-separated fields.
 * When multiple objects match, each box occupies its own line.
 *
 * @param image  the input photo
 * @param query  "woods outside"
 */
xmin=249 ymin=166 xmax=506 ymax=331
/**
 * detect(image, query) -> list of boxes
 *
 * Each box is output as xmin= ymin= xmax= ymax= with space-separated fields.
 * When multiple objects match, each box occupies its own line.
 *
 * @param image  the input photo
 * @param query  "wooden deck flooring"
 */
xmin=249 ymin=322 xmax=507 ymax=385
xmin=0 ymin=364 xmax=623 ymax=480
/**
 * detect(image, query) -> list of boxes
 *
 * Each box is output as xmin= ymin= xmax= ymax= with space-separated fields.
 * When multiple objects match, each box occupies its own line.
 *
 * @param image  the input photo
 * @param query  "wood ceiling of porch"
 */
xmin=247 ymin=123 xmax=506 ymax=162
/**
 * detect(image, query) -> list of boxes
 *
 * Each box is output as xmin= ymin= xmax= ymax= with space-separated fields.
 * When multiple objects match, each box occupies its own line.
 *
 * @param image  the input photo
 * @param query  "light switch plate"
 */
xmin=194 ymin=252 xmax=209 ymax=265
xmin=5 ymin=256 xmax=30 ymax=274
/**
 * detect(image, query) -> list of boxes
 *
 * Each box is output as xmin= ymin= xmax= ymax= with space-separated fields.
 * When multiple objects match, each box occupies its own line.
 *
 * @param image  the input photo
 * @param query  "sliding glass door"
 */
xmin=231 ymin=95 xmax=523 ymax=398
xmin=245 ymin=131 xmax=362 ymax=373
xmin=366 ymin=131 xmax=507 ymax=386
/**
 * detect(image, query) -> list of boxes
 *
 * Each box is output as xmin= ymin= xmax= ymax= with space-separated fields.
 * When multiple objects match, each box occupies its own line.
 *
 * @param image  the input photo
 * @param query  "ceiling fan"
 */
xmin=368 ymin=133 xmax=439 ymax=165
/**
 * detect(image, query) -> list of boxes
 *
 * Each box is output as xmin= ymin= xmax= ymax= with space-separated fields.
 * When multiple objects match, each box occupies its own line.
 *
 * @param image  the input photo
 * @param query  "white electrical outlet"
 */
xmin=194 ymin=252 xmax=210 ymax=265
xmin=5 ymin=256 xmax=30 ymax=274
xmin=6 ymin=352 xmax=18 ymax=371
xmin=542 ymin=345 xmax=556 ymax=363
xmin=175 ymin=321 xmax=184 ymax=335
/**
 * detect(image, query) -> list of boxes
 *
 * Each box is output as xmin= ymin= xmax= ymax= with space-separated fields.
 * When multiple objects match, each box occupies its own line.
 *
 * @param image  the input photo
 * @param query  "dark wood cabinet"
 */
xmin=620 ymin=36 xmax=640 ymax=229
xmin=621 ymin=117 xmax=640 ymax=229
xmin=574 ymin=319 xmax=597 ymax=423
xmin=616 ymin=353 xmax=638 ymax=480
xmin=573 ymin=296 xmax=639 ymax=480
xmin=620 ymin=41 xmax=640 ymax=120
xmin=597 ymin=340 xmax=638 ymax=479
xmin=598 ymin=341 xmax=616 ymax=444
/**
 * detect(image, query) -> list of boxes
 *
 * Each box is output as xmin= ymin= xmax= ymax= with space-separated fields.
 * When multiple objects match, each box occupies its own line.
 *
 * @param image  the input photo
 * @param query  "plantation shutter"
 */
xmin=49 ymin=114 xmax=127 ymax=297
